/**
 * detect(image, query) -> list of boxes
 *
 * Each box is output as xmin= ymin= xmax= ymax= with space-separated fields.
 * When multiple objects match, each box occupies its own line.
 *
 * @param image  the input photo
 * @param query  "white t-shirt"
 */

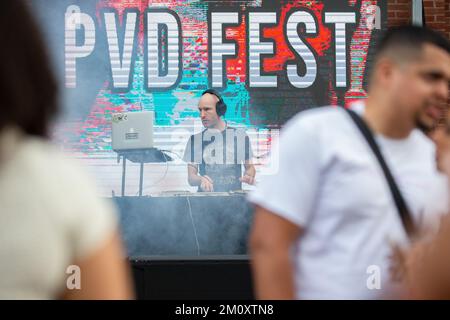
xmin=0 ymin=127 xmax=118 ymax=299
xmin=248 ymin=106 xmax=449 ymax=299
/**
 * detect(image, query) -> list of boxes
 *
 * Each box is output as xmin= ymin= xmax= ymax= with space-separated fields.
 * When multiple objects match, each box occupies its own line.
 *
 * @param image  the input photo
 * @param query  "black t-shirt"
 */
xmin=183 ymin=127 xmax=253 ymax=192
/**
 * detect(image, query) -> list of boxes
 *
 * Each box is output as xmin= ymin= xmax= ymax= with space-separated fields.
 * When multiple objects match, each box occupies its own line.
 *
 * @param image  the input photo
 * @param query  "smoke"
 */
xmin=31 ymin=0 xmax=109 ymax=123
xmin=115 ymin=194 xmax=254 ymax=256
xmin=28 ymin=0 xmax=277 ymax=258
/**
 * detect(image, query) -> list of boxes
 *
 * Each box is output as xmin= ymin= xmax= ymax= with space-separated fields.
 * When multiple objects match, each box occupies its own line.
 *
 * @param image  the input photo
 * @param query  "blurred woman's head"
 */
xmin=0 ymin=0 xmax=58 ymax=138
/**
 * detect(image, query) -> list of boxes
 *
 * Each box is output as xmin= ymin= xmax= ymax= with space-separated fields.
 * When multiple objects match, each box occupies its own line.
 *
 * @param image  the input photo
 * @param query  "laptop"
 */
xmin=111 ymin=111 xmax=154 ymax=151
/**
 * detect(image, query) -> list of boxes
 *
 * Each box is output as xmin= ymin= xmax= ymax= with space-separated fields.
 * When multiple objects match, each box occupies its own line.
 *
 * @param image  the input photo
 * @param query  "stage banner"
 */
xmin=31 ymin=0 xmax=387 ymax=195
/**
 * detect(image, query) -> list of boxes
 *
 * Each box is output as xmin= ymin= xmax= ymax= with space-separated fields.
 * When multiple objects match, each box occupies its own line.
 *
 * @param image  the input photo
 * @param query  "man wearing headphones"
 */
xmin=183 ymin=89 xmax=256 ymax=192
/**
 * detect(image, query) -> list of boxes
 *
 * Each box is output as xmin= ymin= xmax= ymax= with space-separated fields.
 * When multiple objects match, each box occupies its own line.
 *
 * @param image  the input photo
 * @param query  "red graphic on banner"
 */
xmin=225 ymin=14 xmax=247 ymax=83
xmin=264 ymin=1 xmax=331 ymax=72
xmin=223 ymin=1 xmax=333 ymax=83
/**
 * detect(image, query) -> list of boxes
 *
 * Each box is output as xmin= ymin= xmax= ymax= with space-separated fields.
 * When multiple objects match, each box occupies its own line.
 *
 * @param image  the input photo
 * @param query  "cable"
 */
xmin=134 ymin=152 xmax=170 ymax=196
xmin=254 ymin=151 xmax=271 ymax=159
xmin=148 ymin=151 xmax=169 ymax=187
xmin=186 ymin=196 xmax=201 ymax=256
xmin=160 ymin=149 xmax=182 ymax=160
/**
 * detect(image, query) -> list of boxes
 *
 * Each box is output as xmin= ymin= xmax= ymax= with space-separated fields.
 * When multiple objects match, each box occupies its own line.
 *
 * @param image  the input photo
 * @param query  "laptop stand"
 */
xmin=116 ymin=148 xmax=172 ymax=196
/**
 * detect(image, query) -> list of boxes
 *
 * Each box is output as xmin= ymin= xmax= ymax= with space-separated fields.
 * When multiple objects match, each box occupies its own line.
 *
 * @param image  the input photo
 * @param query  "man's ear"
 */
xmin=374 ymin=57 xmax=396 ymax=88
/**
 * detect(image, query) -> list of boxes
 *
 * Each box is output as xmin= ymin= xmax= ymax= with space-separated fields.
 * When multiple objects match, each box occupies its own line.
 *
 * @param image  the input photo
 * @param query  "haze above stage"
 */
xmin=113 ymin=193 xmax=254 ymax=299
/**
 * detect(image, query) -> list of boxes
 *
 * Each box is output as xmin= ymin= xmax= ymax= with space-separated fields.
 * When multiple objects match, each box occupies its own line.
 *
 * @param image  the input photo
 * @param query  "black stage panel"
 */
xmin=131 ymin=256 xmax=254 ymax=300
xmin=114 ymin=194 xmax=254 ymax=256
xmin=114 ymin=194 xmax=255 ymax=299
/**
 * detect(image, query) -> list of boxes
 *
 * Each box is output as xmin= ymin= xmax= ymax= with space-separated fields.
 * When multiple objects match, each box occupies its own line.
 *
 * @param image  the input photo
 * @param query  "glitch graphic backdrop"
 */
xmin=31 ymin=0 xmax=386 ymax=151
xmin=30 ymin=1 xmax=386 ymax=194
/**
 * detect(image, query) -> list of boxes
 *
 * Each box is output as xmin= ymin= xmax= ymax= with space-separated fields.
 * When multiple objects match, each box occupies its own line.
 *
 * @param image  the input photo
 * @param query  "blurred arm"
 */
xmin=249 ymin=205 xmax=303 ymax=299
xmin=241 ymin=160 xmax=256 ymax=185
xmin=62 ymin=230 xmax=134 ymax=300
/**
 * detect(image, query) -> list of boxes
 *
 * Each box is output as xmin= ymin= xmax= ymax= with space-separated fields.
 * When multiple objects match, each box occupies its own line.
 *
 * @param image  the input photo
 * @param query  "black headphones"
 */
xmin=201 ymin=89 xmax=227 ymax=117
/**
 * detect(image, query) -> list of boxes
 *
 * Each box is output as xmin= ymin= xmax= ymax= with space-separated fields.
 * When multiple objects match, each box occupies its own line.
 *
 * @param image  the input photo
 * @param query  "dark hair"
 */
xmin=202 ymin=89 xmax=227 ymax=117
xmin=375 ymin=25 xmax=450 ymax=62
xmin=0 ymin=0 xmax=58 ymax=137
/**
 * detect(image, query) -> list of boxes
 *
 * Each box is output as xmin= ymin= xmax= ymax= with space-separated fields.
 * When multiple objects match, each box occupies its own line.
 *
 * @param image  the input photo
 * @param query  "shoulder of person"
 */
xmin=20 ymin=137 xmax=105 ymax=200
xmin=226 ymin=126 xmax=246 ymax=135
xmin=186 ymin=131 xmax=203 ymax=144
xmin=283 ymin=106 xmax=346 ymax=133
xmin=225 ymin=126 xmax=240 ymax=133
xmin=410 ymin=129 xmax=436 ymax=153
xmin=189 ymin=131 xmax=203 ymax=139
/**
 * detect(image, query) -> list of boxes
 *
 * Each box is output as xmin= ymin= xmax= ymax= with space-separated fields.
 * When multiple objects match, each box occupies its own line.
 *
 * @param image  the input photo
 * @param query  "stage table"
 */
xmin=113 ymin=192 xmax=254 ymax=257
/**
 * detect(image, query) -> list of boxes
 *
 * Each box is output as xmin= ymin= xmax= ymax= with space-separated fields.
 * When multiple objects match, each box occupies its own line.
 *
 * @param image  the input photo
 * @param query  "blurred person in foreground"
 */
xmin=0 ymin=0 xmax=134 ymax=299
xmin=399 ymin=123 xmax=450 ymax=299
xmin=248 ymin=26 xmax=450 ymax=299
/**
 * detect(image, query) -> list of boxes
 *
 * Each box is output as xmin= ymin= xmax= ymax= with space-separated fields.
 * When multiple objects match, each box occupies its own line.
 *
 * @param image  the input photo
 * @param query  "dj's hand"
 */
xmin=200 ymin=175 xmax=214 ymax=192
xmin=240 ymin=174 xmax=255 ymax=185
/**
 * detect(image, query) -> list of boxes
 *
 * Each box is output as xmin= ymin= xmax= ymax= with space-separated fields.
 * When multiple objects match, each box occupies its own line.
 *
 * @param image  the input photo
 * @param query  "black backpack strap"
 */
xmin=345 ymin=108 xmax=416 ymax=240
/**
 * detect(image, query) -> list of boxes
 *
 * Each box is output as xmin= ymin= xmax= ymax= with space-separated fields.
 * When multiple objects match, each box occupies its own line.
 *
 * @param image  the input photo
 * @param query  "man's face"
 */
xmin=387 ymin=44 xmax=450 ymax=132
xmin=198 ymin=93 xmax=220 ymax=129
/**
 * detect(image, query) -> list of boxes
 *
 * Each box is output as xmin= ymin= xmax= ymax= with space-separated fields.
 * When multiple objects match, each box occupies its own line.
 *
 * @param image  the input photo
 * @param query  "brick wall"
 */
xmin=388 ymin=0 xmax=412 ymax=26
xmin=387 ymin=0 xmax=450 ymax=40
xmin=446 ymin=0 xmax=450 ymax=40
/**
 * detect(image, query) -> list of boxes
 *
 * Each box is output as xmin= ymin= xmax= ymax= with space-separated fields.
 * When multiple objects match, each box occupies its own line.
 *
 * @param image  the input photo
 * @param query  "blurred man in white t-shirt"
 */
xmin=248 ymin=26 xmax=450 ymax=299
